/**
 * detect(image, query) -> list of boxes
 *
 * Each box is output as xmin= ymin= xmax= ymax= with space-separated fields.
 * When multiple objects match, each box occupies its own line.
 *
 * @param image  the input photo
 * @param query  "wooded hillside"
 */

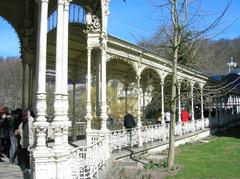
xmin=139 ymin=36 xmax=240 ymax=75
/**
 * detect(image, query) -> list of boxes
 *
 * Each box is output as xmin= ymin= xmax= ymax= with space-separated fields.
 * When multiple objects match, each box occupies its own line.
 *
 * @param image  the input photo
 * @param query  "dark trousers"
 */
xmin=22 ymin=148 xmax=30 ymax=169
xmin=126 ymin=128 xmax=133 ymax=147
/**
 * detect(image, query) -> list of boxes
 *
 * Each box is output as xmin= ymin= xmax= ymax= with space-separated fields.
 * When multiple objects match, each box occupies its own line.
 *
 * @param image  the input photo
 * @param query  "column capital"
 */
xmin=136 ymin=75 xmax=141 ymax=81
xmin=177 ymin=80 xmax=182 ymax=87
xmin=35 ymin=0 xmax=49 ymax=4
xmin=87 ymin=47 xmax=93 ymax=51
xmin=190 ymin=80 xmax=195 ymax=87
xmin=158 ymin=70 xmax=168 ymax=80
xmin=199 ymin=82 xmax=205 ymax=89
xmin=63 ymin=0 xmax=72 ymax=7
xmin=57 ymin=0 xmax=65 ymax=5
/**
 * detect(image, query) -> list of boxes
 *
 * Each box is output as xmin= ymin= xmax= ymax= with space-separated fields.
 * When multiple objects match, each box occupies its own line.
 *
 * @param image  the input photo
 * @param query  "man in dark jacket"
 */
xmin=124 ymin=112 xmax=136 ymax=147
xmin=124 ymin=112 xmax=136 ymax=129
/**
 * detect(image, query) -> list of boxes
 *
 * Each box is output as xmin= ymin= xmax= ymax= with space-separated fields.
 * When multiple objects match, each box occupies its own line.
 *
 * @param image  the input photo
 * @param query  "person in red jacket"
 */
xmin=181 ymin=107 xmax=189 ymax=123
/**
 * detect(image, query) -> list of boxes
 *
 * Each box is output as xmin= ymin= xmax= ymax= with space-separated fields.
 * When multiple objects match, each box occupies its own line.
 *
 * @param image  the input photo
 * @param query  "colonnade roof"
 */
xmin=45 ymin=24 xmax=208 ymax=84
xmin=0 ymin=0 xmax=208 ymax=85
xmin=0 ymin=0 xmax=25 ymax=37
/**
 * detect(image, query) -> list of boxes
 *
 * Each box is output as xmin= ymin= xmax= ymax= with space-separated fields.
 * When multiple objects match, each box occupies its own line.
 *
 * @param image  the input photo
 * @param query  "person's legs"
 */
xmin=10 ymin=135 xmax=18 ymax=164
xmin=130 ymin=129 xmax=132 ymax=148
xmin=0 ymin=138 xmax=3 ymax=161
xmin=22 ymin=148 xmax=30 ymax=169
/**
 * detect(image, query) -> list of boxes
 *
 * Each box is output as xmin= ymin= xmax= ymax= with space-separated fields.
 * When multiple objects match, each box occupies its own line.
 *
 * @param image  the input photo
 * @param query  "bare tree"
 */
xmin=0 ymin=57 xmax=23 ymax=109
xmin=141 ymin=0 xmax=231 ymax=169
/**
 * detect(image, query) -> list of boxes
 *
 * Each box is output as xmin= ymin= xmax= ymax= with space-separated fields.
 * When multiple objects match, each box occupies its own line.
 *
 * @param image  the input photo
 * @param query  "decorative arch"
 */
xmin=140 ymin=66 xmax=161 ymax=79
xmin=48 ymin=3 xmax=86 ymax=32
xmin=0 ymin=17 xmax=21 ymax=57
xmin=140 ymin=67 xmax=161 ymax=91
xmin=107 ymin=55 xmax=138 ymax=76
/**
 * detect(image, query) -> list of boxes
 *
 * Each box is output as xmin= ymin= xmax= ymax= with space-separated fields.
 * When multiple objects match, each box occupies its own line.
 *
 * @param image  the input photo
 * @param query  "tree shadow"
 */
xmin=212 ymin=125 xmax=240 ymax=139
xmin=124 ymin=147 xmax=146 ymax=165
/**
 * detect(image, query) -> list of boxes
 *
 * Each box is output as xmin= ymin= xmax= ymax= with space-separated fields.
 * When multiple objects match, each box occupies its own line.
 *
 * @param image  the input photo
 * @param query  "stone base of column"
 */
xmin=32 ymin=147 xmax=72 ymax=179
xmin=62 ymin=120 xmax=71 ymax=150
xmin=54 ymin=150 xmax=71 ymax=179
xmin=31 ymin=148 xmax=56 ymax=179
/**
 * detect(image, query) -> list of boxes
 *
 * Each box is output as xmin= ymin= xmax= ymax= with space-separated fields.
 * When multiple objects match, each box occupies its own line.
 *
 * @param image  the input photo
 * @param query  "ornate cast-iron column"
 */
xmin=200 ymin=83 xmax=204 ymax=120
xmin=34 ymin=0 xmax=49 ymax=151
xmin=85 ymin=47 xmax=93 ymax=130
xmin=33 ymin=0 xmax=55 ymax=179
xmin=52 ymin=0 xmax=65 ymax=152
xmin=52 ymin=1 xmax=72 ymax=178
xmin=100 ymin=46 xmax=108 ymax=131
xmin=161 ymin=78 xmax=165 ymax=125
xmin=136 ymin=75 xmax=143 ymax=147
xmin=62 ymin=0 xmax=71 ymax=148
xmin=190 ymin=81 xmax=195 ymax=121
xmin=96 ymin=52 xmax=101 ymax=118
xmin=124 ymin=81 xmax=129 ymax=114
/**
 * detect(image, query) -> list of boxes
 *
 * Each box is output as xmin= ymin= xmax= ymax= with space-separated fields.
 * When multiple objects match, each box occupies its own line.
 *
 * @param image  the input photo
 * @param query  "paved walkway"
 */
xmin=0 ymin=156 xmax=29 ymax=179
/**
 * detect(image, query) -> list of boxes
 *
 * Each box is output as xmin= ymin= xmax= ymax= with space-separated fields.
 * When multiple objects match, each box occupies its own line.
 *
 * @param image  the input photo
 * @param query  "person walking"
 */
xmin=181 ymin=107 xmax=190 ymax=123
xmin=16 ymin=109 xmax=34 ymax=173
xmin=9 ymin=109 xmax=19 ymax=164
xmin=124 ymin=112 xmax=136 ymax=147
xmin=165 ymin=111 xmax=171 ymax=124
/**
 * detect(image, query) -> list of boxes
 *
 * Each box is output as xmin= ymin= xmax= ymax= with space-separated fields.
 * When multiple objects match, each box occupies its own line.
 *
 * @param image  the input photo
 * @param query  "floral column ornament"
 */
xmin=190 ymin=81 xmax=195 ymax=121
xmin=33 ymin=0 xmax=49 ymax=150
xmin=85 ymin=47 xmax=93 ymax=130
xmin=52 ymin=0 xmax=65 ymax=152
xmin=32 ymin=0 xmax=56 ymax=179
xmin=62 ymin=0 xmax=72 ymax=148
xmin=136 ymin=74 xmax=143 ymax=146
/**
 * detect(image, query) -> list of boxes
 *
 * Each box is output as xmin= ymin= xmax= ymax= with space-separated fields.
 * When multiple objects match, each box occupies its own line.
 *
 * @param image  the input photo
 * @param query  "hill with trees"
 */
xmin=139 ymin=32 xmax=240 ymax=75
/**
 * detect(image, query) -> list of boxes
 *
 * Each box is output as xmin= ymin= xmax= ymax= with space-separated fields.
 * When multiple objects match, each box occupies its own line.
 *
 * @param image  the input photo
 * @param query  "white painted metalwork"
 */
xmin=195 ymin=119 xmax=205 ymax=131
xmin=175 ymin=122 xmax=182 ymax=136
xmin=48 ymin=3 xmax=86 ymax=32
xmin=70 ymin=137 xmax=107 ymax=179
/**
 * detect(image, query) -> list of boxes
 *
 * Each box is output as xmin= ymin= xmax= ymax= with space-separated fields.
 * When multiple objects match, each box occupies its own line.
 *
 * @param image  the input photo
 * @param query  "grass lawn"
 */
xmin=166 ymin=126 xmax=240 ymax=179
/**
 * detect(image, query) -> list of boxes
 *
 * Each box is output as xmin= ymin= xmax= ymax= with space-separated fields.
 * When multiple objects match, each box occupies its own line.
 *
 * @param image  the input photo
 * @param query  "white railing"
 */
xmin=182 ymin=121 xmax=195 ymax=134
xmin=195 ymin=119 xmax=205 ymax=131
xmin=175 ymin=123 xmax=182 ymax=136
xmin=109 ymin=118 xmax=214 ymax=151
xmin=70 ymin=136 xmax=107 ymax=179
xmin=70 ymin=114 xmax=240 ymax=178
xmin=204 ymin=118 xmax=209 ymax=128
xmin=141 ymin=124 xmax=165 ymax=143
xmin=109 ymin=127 xmax=139 ymax=151
xmin=87 ymin=129 xmax=106 ymax=145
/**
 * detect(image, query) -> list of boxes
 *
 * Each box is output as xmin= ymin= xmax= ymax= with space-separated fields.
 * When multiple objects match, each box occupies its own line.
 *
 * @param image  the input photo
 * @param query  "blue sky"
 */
xmin=0 ymin=0 xmax=240 ymax=57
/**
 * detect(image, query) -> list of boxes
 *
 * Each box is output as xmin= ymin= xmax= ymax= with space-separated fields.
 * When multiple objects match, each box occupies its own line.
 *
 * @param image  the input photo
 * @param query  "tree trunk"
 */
xmin=167 ymin=45 xmax=178 ymax=169
xmin=167 ymin=0 xmax=181 ymax=169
